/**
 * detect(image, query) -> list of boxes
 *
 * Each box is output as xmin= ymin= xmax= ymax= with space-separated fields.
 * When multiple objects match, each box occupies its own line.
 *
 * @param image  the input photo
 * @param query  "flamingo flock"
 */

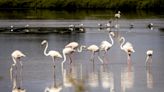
xmin=9 ymin=11 xmax=154 ymax=92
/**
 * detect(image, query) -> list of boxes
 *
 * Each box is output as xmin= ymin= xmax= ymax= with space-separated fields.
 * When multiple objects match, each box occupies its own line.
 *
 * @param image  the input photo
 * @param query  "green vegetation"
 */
xmin=0 ymin=0 xmax=163 ymax=10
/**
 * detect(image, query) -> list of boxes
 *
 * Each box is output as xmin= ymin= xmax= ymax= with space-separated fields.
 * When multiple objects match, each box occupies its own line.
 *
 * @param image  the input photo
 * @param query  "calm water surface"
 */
xmin=0 ymin=10 xmax=164 ymax=92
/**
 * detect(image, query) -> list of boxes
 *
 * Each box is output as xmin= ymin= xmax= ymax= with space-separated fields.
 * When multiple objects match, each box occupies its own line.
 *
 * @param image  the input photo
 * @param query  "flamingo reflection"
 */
xmin=44 ymin=64 xmax=62 ymax=92
xmin=88 ymin=59 xmax=99 ymax=88
xmin=145 ymin=51 xmax=153 ymax=88
xmin=62 ymin=64 xmax=86 ymax=92
xmin=121 ymin=60 xmax=134 ymax=92
xmin=100 ymin=65 xmax=114 ymax=91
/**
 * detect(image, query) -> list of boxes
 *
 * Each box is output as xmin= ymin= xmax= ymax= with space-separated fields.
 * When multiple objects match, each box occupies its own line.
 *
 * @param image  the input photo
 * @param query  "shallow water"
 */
xmin=0 ymin=14 xmax=164 ymax=92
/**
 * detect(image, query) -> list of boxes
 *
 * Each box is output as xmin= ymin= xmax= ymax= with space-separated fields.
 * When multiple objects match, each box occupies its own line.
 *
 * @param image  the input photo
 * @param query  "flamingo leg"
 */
xmin=53 ymin=66 xmax=56 ymax=87
xmin=68 ymin=54 xmax=72 ymax=64
xmin=52 ymin=57 xmax=56 ymax=68
xmin=127 ymin=55 xmax=132 ymax=65
xmin=90 ymin=52 xmax=94 ymax=61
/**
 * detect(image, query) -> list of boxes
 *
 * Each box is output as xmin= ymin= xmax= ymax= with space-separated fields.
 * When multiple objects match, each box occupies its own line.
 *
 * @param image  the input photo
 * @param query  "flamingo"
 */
xmin=146 ymin=50 xmax=153 ymax=65
xmin=100 ymin=32 xmax=115 ymax=53
xmin=87 ymin=45 xmax=103 ymax=63
xmin=10 ymin=50 xmax=26 ymax=80
xmin=120 ymin=37 xmax=135 ymax=58
xmin=10 ymin=50 xmax=26 ymax=92
xmin=41 ymin=40 xmax=62 ymax=68
xmin=65 ymin=42 xmax=79 ymax=50
xmin=65 ymin=42 xmax=86 ymax=52
xmin=114 ymin=11 xmax=121 ymax=19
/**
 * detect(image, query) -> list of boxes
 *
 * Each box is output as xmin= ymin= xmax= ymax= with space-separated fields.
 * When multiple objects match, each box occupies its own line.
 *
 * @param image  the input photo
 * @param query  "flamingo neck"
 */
xmin=109 ymin=34 xmax=114 ymax=46
xmin=77 ymin=45 xmax=85 ymax=52
xmin=12 ymin=56 xmax=17 ymax=64
xmin=61 ymin=51 xmax=66 ymax=73
xmin=43 ymin=42 xmax=49 ymax=56
xmin=120 ymin=37 xmax=125 ymax=50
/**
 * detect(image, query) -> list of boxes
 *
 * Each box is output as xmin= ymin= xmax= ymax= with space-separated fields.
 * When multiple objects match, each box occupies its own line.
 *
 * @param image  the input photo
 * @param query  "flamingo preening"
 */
xmin=41 ymin=40 xmax=62 ymax=68
xmin=119 ymin=37 xmax=135 ymax=62
xmin=10 ymin=50 xmax=26 ymax=92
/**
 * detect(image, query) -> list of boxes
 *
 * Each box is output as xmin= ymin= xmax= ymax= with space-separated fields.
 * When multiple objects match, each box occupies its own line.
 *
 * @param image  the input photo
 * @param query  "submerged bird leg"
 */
xmin=127 ymin=55 xmax=132 ymax=65
xmin=90 ymin=52 xmax=94 ymax=61
xmin=97 ymin=51 xmax=104 ymax=64
xmin=68 ymin=54 xmax=72 ymax=65
xmin=146 ymin=56 xmax=152 ymax=66
xmin=19 ymin=60 xmax=23 ymax=89
xmin=52 ymin=57 xmax=56 ymax=68
xmin=53 ymin=67 xmax=56 ymax=87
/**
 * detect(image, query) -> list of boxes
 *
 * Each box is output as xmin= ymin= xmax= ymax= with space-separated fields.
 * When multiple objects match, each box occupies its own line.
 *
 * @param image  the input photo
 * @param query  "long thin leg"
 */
xmin=19 ymin=60 xmax=23 ymax=89
xmin=69 ymin=54 xmax=72 ymax=64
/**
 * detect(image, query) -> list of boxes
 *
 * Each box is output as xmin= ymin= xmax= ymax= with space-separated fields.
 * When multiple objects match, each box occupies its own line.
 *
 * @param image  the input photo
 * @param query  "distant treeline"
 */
xmin=0 ymin=0 xmax=163 ymax=10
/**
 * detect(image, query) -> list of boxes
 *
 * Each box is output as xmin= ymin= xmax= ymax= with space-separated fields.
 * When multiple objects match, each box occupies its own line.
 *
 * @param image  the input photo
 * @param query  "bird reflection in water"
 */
xmin=88 ymin=59 xmax=99 ymax=88
xmin=121 ymin=59 xmax=134 ymax=92
xmin=44 ymin=65 xmax=62 ymax=92
xmin=62 ymin=64 xmax=86 ymax=92
xmin=100 ymin=65 xmax=114 ymax=92
xmin=145 ymin=50 xmax=153 ymax=89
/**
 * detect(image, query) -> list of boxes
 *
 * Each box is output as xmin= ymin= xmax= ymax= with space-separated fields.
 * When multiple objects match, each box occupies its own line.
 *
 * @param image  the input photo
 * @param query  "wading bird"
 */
xmin=87 ymin=45 xmax=103 ymax=63
xmin=11 ymin=50 xmax=26 ymax=92
xmin=41 ymin=40 xmax=62 ymax=68
xmin=11 ymin=50 xmax=26 ymax=75
xmin=100 ymin=32 xmax=115 ymax=53
xmin=120 ymin=37 xmax=135 ymax=60
xmin=115 ymin=11 xmax=121 ymax=19
xmin=146 ymin=50 xmax=153 ymax=65
xmin=65 ymin=42 xmax=86 ymax=52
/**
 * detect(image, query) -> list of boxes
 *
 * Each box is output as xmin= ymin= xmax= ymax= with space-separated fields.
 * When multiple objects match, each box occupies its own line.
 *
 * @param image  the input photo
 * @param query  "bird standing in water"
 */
xmin=41 ymin=40 xmax=62 ymax=68
xmin=146 ymin=50 xmax=153 ymax=65
xmin=120 ymin=37 xmax=135 ymax=64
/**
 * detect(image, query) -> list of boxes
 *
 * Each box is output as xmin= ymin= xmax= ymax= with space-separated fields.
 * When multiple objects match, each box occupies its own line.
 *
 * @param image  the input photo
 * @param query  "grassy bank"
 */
xmin=0 ymin=0 xmax=163 ymax=10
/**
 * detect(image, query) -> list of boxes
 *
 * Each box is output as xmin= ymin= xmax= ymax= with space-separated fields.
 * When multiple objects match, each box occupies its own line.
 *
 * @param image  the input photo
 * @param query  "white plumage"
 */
xmin=146 ymin=50 xmax=153 ymax=56
xmin=41 ymin=40 xmax=62 ymax=58
xmin=120 ymin=37 xmax=135 ymax=56
xmin=65 ymin=42 xmax=79 ymax=49
xmin=87 ymin=45 xmax=99 ymax=53
xmin=115 ymin=11 xmax=121 ymax=19
xmin=100 ymin=32 xmax=114 ymax=52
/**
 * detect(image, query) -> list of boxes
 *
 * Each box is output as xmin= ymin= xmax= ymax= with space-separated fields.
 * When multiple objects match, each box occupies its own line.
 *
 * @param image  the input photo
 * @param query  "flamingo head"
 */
xmin=109 ymin=32 xmax=115 ymax=37
xmin=119 ymin=37 xmax=124 ymax=43
xmin=41 ymin=40 xmax=47 ymax=45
